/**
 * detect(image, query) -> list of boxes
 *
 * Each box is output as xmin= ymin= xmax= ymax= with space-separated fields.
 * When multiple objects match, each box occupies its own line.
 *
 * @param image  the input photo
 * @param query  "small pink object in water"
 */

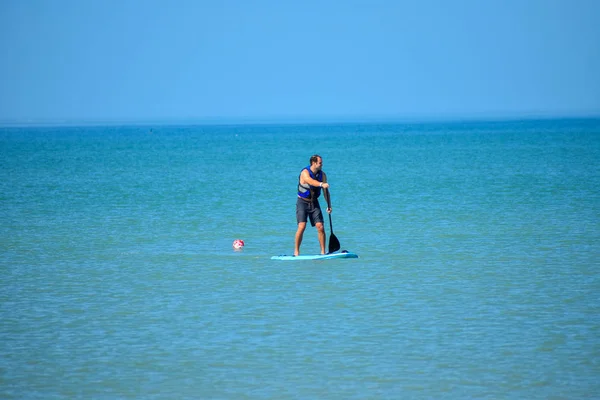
xmin=233 ymin=239 xmax=245 ymax=250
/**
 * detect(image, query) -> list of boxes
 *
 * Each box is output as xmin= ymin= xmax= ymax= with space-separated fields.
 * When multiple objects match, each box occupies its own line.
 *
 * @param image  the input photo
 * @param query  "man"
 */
xmin=295 ymin=154 xmax=331 ymax=256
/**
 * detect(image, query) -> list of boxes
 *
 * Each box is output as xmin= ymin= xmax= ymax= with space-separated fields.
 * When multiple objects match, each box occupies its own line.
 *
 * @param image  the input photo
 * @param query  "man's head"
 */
xmin=310 ymin=154 xmax=323 ymax=171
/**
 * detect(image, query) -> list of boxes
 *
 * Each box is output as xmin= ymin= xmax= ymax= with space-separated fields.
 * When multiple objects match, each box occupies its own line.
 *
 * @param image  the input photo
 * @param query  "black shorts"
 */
xmin=296 ymin=197 xmax=324 ymax=227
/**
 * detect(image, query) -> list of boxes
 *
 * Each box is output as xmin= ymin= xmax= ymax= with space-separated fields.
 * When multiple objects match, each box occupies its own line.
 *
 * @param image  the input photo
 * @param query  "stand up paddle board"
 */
xmin=271 ymin=251 xmax=358 ymax=261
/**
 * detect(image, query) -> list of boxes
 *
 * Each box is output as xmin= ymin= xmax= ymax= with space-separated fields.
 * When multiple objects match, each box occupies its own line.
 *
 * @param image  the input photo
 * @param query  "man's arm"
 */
xmin=322 ymin=172 xmax=332 ymax=213
xmin=301 ymin=169 xmax=329 ymax=189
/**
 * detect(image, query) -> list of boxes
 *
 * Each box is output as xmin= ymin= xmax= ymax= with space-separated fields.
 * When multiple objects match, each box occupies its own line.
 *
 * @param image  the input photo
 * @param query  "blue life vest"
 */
xmin=297 ymin=166 xmax=323 ymax=200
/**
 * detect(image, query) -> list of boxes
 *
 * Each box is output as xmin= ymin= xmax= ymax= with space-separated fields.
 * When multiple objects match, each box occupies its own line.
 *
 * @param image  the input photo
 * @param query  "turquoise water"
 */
xmin=1 ymin=119 xmax=599 ymax=398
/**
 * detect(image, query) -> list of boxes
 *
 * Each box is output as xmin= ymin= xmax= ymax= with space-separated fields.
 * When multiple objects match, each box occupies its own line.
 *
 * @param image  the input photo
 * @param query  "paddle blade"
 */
xmin=328 ymin=233 xmax=341 ymax=254
xmin=324 ymin=189 xmax=340 ymax=253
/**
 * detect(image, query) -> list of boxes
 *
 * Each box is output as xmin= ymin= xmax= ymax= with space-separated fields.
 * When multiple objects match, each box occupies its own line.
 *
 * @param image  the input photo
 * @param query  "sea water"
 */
xmin=1 ymin=119 xmax=599 ymax=398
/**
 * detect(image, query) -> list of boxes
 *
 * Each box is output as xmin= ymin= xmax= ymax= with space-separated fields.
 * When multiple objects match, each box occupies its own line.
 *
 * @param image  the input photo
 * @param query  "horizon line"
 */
xmin=1 ymin=112 xmax=599 ymax=129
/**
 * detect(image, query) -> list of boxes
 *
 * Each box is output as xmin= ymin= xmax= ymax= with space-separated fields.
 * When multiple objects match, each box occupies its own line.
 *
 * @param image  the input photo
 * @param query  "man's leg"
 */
xmin=294 ymin=222 xmax=306 ymax=256
xmin=316 ymin=222 xmax=326 ymax=254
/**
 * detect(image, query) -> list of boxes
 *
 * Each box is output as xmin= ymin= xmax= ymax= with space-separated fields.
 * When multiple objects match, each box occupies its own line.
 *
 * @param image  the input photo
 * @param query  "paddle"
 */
xmin=323 ymin=188 xmax=341 ymax=253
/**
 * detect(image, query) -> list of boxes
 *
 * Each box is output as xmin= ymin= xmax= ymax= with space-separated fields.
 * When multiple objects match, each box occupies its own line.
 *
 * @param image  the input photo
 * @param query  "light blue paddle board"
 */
xmin=271 ymin=251 xmax=358 ymax=261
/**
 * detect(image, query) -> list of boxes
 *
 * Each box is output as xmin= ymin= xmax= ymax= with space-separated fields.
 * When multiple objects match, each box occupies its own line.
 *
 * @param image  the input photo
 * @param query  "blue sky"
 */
xmin=1 ymin=0 xmax=599 ymax=125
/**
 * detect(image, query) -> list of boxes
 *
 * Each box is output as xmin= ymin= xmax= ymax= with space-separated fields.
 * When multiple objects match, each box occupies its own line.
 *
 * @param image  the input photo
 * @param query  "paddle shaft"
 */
xmin=324 ymin=188 xmax=333 ymax=234
xmin=323 ymin=188 xmax=341 ymax=253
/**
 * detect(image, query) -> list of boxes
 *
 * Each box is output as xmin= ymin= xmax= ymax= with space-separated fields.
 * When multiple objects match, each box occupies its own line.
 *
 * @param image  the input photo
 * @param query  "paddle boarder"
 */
xmin=295 ymin=154 xmax=331 ymax=256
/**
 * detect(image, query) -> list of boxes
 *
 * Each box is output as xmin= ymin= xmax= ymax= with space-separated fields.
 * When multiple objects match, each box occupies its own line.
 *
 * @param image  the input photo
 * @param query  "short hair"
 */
xmin=309 ymin=154 xmax=322 ymax=165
